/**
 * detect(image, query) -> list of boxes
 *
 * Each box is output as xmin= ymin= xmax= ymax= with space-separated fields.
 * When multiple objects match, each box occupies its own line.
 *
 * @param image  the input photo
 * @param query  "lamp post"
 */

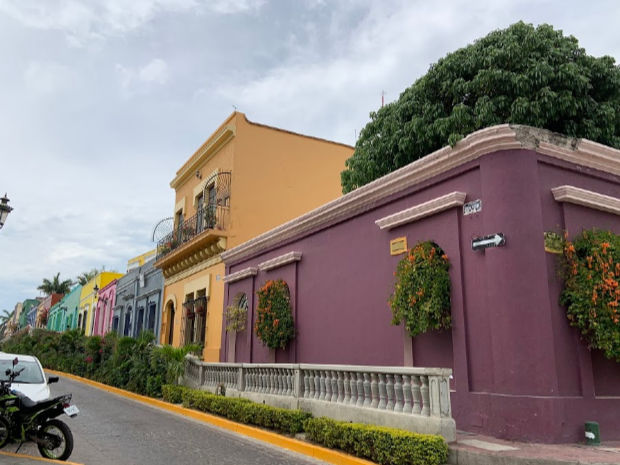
xmin=0 ymin=193 xmax=13 ymax=230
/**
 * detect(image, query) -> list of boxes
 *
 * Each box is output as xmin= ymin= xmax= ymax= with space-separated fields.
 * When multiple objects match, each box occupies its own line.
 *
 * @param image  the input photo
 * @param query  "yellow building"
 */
xmin=156 ymin=112 xmax=353 ymax=361
xmin=78 ymin=271 xmax=124 ymax=335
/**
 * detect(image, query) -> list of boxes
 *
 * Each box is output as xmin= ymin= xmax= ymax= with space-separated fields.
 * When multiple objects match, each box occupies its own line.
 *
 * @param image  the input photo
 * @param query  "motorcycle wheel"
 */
xmin=37 ymin=419 xmax=73 ymax=461
xmin=0 ymin=417 xmax=9 ymax=449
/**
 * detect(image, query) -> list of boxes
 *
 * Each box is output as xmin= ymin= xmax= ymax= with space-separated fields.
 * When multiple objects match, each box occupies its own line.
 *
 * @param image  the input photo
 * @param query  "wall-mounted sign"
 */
xmin=472 ymin=233 xmax=506 ymax=251
xmin=463 ymin=199 xmax=482 ymax=216
xmin=390 ymin=236 xmax=407 ymax=255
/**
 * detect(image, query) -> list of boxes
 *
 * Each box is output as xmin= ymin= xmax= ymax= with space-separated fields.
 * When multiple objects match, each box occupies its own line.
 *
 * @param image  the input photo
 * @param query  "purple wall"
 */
xmin=222 ymin=148 xmax=620 ymax=443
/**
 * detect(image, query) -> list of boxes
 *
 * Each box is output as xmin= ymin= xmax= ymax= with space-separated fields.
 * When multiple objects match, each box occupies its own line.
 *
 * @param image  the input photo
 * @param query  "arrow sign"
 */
xmin=472 ymin=233 xmax=506 ymax=251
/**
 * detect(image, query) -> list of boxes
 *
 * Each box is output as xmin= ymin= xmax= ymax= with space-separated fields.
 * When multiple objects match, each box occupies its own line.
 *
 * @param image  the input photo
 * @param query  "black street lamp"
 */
xmin=0 ymin=193 xmax=13 ymax=230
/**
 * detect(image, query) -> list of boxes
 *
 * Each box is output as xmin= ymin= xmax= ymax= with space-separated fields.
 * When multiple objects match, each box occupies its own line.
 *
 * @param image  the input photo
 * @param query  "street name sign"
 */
xmin=472 ymin=233 xmax=506 ymax=251
xmin=463 ymin=199 xmax=482 ymax=215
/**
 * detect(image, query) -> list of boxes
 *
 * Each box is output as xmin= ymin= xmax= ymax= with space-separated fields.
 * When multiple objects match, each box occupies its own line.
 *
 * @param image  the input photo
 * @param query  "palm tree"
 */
xmin=37 ymin=273 xmax=73 ymax=295
xmin=75 ymin=268 xmax=100 ymax=286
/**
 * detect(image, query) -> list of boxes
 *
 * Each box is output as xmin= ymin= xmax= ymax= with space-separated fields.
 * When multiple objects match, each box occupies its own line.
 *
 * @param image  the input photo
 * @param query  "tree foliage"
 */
xmin=341 ymin=21 xmax=620 ymax=193
xmin=37 ymin=272 xmax=73 ymax=295
xmin=75 ymin=268 xmax=99 ymax=286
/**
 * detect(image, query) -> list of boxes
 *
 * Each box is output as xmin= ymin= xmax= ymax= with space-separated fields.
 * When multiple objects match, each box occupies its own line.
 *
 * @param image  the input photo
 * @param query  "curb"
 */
xmin=46 ymin=370 xmax=375 ymax=465
xmin=0 ymin=450 xmax=83 ymax=465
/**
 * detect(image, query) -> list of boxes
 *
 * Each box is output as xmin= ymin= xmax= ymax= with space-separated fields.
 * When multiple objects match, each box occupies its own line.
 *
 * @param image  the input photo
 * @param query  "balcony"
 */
xmin=155 ymin=172 xmax=231 ymax=273
xmin=157 ymin=206 xmax=225 ymax=259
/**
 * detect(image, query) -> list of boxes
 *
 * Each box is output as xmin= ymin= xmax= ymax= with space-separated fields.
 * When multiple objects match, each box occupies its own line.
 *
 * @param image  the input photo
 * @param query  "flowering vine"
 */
xmin=255 ymin=280 xmax=295 ymax=349
xmin=389 ymin=241 xmax=452 ymax=338
xmin=560 ymin=229 xmax=620 ymax=362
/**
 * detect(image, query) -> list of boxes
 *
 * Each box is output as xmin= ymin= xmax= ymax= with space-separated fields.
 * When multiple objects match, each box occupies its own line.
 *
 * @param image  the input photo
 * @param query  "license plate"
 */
xmin=63 ymin=405 xmax=79 ymax=417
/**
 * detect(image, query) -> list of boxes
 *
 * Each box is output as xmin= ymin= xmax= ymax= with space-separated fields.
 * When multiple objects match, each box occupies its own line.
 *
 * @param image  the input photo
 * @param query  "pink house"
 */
xmin=92 ymin=280 xmax=118 ymax=336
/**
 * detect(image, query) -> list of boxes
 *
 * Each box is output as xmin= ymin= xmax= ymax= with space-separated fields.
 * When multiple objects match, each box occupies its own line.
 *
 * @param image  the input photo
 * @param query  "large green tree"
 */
xmin=37 ymin=273 xmax=73 ymax=295
xmin=341 ymin=21 xmax=620 ymax=193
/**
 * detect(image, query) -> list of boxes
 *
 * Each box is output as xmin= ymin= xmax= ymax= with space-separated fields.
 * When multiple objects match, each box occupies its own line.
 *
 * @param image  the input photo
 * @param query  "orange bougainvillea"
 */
xmin=255 ymin=279 xmax=295 ymax=350
xmin=389 ymin=241 xmax=451 ymax=338
xmin=561 ymin=229 xmax=620 ymax=362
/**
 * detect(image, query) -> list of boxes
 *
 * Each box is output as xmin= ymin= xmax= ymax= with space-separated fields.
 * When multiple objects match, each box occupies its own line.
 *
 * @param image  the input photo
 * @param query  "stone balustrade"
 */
xmin=183 ymin=357 xmax=455 ymax=440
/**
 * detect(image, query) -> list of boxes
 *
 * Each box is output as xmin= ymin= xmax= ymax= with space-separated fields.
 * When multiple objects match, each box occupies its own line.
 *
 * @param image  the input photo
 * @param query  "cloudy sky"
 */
xmin=1 ymin=0 xmax=619 ymax=312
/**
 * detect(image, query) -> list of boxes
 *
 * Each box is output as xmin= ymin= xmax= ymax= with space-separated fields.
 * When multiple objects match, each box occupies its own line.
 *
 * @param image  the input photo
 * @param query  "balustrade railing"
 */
xmin=184 ymin=358 xmax=452 ymax=419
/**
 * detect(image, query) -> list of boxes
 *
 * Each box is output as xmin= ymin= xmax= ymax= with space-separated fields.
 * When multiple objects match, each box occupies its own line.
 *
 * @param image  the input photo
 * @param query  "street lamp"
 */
xmin=0 ymin=193 xmax=13 ymax=230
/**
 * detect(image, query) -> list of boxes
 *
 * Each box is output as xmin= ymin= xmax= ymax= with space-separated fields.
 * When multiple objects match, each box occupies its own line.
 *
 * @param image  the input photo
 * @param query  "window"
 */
xmin=205 ymin=185 xmax=216 ymax=228
xmin=136 ymin=306 xmax=145 ymax=336
xmin=181 ymin=294 xmax=195 ymax=346
xmin=124 ymin=307 xmax=132 ymax=336
xmin=147 ymin=303 xmax=156 ymax=332
xmin=196 ymin=193 xmax=204 ymax=232
xmin=194 ymin=291 xmax=208 ymax=346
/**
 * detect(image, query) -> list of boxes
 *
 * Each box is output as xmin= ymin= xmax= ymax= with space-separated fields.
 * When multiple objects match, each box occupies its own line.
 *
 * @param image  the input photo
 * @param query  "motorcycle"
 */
xmin=0 ymin=357 xmax=79 ymax=461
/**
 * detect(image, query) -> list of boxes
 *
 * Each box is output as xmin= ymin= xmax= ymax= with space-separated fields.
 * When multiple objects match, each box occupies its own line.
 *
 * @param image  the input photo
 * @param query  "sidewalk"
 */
xmin=449 ymin=431 xmax=620 ymax=465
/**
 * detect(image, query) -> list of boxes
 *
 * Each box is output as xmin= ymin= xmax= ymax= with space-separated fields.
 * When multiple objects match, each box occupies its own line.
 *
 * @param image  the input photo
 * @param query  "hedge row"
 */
xmin=163 ymin=384 xmax=310 ymax=435
xmin=304 ymin=417 xmax=448 ymax=465
xmin=163 ymin=384 xmax=448 ymax=464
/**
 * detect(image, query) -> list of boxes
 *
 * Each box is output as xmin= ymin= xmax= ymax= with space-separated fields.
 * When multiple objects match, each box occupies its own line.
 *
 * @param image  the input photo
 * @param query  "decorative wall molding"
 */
xmin=223 ymin=267 xmax=258 ymax=284
xmin=162 ymin=238 xmax=226 ymax=284
xmin=258 ymin=251 xmax=302 ymax=271
xmin=171 ymin=125 xmax=235 ymax=189
xmin=375 ymin=192 xmax=466 ymax=230
xmin=175 ymin=197 xmax=185 ymax=215
xmin=551 ymin=185 xmax=620 ymax=216
xmin=222 ymin=125 xmax=620 ymax=265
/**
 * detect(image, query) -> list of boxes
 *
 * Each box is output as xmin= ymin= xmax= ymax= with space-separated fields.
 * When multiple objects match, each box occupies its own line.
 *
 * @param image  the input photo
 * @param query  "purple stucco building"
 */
xmin=220 ymin=125 xmax=620 ymax=443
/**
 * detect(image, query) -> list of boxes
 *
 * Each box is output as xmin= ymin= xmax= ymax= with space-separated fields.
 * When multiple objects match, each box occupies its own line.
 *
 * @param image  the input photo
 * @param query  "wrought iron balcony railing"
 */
xmin=156 ymin=204 xmax=228 ymax=261
xmin=156 ymin=171 xmax=231 ymax=261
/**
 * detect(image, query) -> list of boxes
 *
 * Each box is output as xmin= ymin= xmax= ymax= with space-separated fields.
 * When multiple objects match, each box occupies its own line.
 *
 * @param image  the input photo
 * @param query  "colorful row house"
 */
xmin=154 ymin=112 xmax=353 ymax=361
xmin=18 ymin=299 xmax=40 ymax=330
xmin=31 ymin=294 xmax=62 ymax=329
xmin=113 ymin=250 xmax=164 ymax=340
xmin=47 ymin=285 xmax=82 ymax=332
xmin=78 ymin=272 xmax=123 ymax=335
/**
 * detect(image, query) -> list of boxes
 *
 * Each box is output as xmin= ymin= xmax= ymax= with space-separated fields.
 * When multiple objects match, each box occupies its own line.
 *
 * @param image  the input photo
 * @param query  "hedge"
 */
xmin=162 ymin=384 xmax=191 ymax=404
xmin=304 ymin=417 xmax=448 ymax=465
xmin=174 ymin=386 xmax=311 ymax=435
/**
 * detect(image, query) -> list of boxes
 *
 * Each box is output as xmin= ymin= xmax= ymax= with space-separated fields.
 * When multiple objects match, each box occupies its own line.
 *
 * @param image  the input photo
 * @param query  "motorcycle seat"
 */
xmin=16 ymin=393 xmax=65 ymax=411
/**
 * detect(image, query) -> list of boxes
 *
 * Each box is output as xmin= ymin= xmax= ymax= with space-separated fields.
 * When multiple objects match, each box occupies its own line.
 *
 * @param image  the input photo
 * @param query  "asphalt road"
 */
xmin=5 ymin=376 xmax=327 ymax=465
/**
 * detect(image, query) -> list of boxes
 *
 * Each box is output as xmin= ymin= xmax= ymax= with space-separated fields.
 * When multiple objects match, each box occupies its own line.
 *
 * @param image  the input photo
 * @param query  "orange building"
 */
xmin=155 ymin=112 xmax=352 ymax=361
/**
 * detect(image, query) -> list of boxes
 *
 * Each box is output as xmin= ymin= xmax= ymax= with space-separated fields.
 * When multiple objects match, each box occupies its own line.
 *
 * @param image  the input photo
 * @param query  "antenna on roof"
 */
xmin=232 ymin=104 xmax=238 ymax=111
xmin=381 ymin=90 xmax=385 ymax=108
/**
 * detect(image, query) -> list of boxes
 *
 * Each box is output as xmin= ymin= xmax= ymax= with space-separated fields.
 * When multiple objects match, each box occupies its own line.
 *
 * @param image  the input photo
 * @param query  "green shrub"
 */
xmin=389 ymin=241 xmax=451 ymax=338
xmin=255 ymin=279 xmax=295 ymax=349
xmin=182 ymin=388 xmax=310 ymax=435
xmin=162 ymin=384 xmax=191 ymax=404
xmin=304 ymin=417 xmax=448 ymax=465
xmin=560 ymin=229 xmax=620 ymax=361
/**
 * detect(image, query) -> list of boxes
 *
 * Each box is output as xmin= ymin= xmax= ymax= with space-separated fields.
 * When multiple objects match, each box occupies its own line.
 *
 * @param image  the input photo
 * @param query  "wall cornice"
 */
xmin=222 ymin=267 xmax=258 ymax=284
xmin=258 ymin=251 xmax=302 ymax=271
xmin=222 ymin=125 xmax=620 ymax=265
xmin=375 ymin=192 xmax=466 ymax=230
xmin=170 ymin=125 xmax=235 ymax=189
xmin=551 ymin=185 xmax=620 ymax=216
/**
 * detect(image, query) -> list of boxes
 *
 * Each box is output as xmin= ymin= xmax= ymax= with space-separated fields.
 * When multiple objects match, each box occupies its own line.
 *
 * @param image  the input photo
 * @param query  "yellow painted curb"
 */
xmin=0 ymin=449 xmax=83 ymax=465
xmin=46 ymin=370 xmax=375 ymax=465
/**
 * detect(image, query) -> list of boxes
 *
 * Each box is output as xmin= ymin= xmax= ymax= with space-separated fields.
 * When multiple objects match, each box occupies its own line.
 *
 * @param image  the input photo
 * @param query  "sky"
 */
xmin=1 ymin=0 xmax=619 ymax=313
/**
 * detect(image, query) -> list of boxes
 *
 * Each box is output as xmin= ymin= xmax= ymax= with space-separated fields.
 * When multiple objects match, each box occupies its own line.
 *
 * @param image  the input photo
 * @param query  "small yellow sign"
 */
xmin=390 ymin=236 xmax=407 ymax=255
